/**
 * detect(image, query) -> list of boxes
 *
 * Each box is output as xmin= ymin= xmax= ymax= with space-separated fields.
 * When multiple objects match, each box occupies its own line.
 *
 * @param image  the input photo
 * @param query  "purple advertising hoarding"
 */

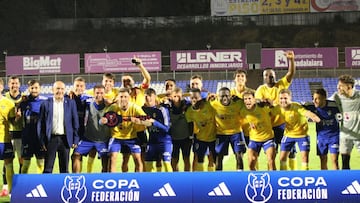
xmin=345 ymin=47 xmax=360 ymax=67
xmin=84 ymin=51 xmax=161 ymax=73
xmin=170 ymin=50 xmax=248 ymax=71
xmin=6 ymin=54 xmax=80 ymax=75
xmin=261 ymin=48 xmax=338 ymax=69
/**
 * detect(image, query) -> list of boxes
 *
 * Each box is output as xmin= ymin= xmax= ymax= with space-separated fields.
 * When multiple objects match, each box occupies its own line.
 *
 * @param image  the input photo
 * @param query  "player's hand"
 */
xmin=285 ymin=50 xmax=295 ymax=60
xmin=312 ymin=116 xmax=321 ymax=123
xmin=207 ymin=93 xmax=216 ymax=101
xmin=15 ymin=107 xmax=22 ymax=121
xmin=68 ymin=90 xmax=76 ymax=99
xmin=72 ymin=144 xmax=78 ymax=149
xmin=132 ymin=56 xmax=142 ymax=66
xmin=41 ymin=145 xmax=47 ymax=152
xmin=131 ymin=117 xmax=141 ymax=124
xmin=100 ymin=117 xmax=108 ymax=125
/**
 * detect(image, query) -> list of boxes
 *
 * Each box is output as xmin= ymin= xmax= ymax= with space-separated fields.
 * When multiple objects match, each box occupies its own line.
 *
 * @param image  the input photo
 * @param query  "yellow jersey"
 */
xmin=210 ymin=99 xmax=243 ymax=135
xmin=130 ymin=84 xmax=149 ymax=107
xmin=185 ymin=102 xmax=216 ymax=142
xmin=4 ymin=92 xmax=24 ymax=131
xmin=0 ymin=97 xmax=15 ymax=143
xmin=240 ymin=105 xmax=274 ymax=142
xmin=277 ymin=103 xmax=309 ymax=138
xmin=255 ymin=76 xmax=290 ymax=126
xmin=230 ymin=87 xmax=254 ymax=99
xmin=108 ymin=102 xmax=147 ymax=140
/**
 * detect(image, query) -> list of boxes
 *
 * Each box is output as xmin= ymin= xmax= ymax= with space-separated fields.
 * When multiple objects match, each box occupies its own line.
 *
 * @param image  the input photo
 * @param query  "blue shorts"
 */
xmin=74 ymin=139 xmax=109 ymax=157
xmin=281 ymin=136 xmax=310 ymax=152
xmin=317 ymin=135 xmax=339 ymax=155
xmin=172 ymin=138 xmax=192 ymax=158
xmin=248 ymin=139 xmax=276 ymax=153
xmin=0 ymin=143 xmax=14 ymax=160
xmin=108 ymin=138 xmax=141 ymax=154
xmin=215 ymin=133 xmax=246 ymax=155
xmin=145 ymin=141 xmax=172 ymax=162
xmin=193 ymin=139 xmax=215 ymax=163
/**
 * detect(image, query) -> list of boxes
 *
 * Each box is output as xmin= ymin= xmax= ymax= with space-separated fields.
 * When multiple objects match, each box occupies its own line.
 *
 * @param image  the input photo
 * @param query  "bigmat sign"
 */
xmin=12 ymin=171 xmax=360 ymax=203
xmin=6 ymin=54 xmax=80 ymax=75
xmin=84 ymin=51 xmax=161 ymax=73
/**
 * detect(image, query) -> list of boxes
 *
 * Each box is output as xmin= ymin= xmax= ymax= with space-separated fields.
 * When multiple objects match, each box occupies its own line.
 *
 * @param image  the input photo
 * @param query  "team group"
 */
xmin=0 ymin=51 xmax=359 ymax=195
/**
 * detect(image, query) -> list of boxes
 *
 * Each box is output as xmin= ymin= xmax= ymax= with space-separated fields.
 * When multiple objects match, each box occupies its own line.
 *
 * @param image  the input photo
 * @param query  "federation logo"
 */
xmin=61 ymin=175 xmax=87 ymax=203
xmin=245 ymin=173 xmax=273 ymax=203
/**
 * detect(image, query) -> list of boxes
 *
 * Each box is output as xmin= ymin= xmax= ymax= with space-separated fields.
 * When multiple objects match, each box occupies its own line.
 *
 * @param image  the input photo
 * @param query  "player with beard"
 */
xmin=209 ymin=87 xmax=246 ymax=171
xmin=255 ymin=51 xmax=297 ymax=170
xmin=102 ymin=88 xmax=150 ymax=172
xmin=277 ymin=89 xmax=320 ymax=170
xmin=120 ymin=57 xmax=151 ymax=172
xmin=85 ymin=73 xmax=118 ymax=172
xmin=185 ymin=88 xmax=216 ymax=171
xmin=72 ymin=85 xmax=111 ymax=173
xmin=240 ymin=90 xmax=276 ymax=170
xmin=19 ymin=80 xmax=48 ymax=174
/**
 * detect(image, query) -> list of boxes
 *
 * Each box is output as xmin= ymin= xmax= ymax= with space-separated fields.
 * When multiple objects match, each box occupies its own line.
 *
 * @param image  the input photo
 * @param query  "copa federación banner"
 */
xmin=12 ymin=171 xmax=360 ymax=203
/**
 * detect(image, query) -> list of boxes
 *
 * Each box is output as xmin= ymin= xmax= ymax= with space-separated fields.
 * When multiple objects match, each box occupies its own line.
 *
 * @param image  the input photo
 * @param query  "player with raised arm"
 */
xmin=255 ymin=50 xmax=297 ymax=170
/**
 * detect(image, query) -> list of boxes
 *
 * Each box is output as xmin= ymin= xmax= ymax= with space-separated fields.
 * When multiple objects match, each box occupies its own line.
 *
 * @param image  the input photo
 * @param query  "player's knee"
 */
xmin=71 ymin=153 xmax=81 ymax=160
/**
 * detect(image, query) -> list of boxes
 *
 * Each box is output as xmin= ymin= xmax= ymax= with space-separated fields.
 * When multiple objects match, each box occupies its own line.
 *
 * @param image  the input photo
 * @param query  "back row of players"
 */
xmin=1 ymin=53 xmax=360 ymax=194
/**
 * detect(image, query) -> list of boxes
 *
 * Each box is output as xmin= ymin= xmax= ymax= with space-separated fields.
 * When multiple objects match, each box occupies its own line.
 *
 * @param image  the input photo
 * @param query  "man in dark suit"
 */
xmin=38 ymin=81 xmax=79 ymax=173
